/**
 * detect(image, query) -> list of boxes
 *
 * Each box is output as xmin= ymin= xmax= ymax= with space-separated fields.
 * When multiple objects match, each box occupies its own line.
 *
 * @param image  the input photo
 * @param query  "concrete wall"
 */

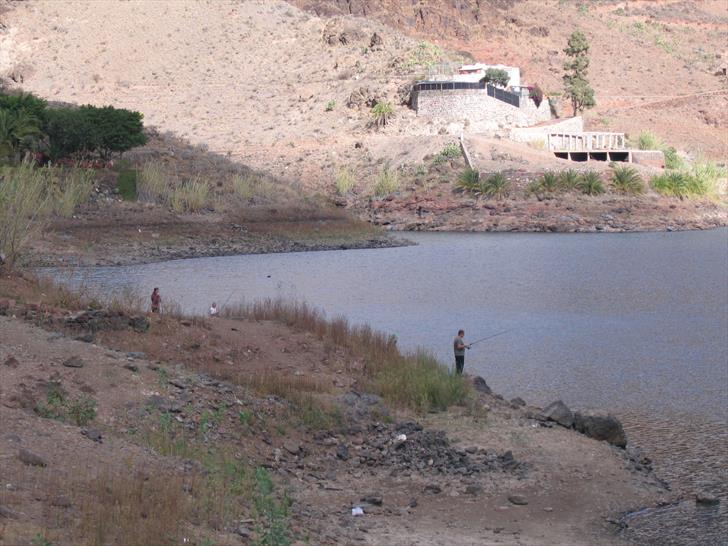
xmin=413 ymin=89 xmax=551 ymax=135
xmin=631 ymin=150 xmax=665 ymax=169
xmin=509 ymin=117 xmax=584 ymax=144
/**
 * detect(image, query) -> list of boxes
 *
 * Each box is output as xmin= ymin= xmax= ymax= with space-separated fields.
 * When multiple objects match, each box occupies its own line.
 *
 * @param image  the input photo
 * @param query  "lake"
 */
xmin=48 ymin=228 xmax=728 ymax=544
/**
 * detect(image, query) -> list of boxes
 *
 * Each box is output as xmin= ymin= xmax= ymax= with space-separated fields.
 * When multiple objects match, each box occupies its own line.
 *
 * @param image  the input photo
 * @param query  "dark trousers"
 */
xmin=455 ymin=355 xmax=465 ymax=375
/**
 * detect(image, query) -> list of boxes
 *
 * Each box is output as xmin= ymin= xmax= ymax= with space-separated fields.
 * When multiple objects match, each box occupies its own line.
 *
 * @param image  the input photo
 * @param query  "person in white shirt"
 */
xmin=209 ymin=302 xmax=218 ymax=316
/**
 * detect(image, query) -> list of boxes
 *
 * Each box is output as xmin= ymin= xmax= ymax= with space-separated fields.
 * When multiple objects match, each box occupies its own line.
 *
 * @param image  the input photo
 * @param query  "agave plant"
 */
xmin=481 ymin=172 xmax=511 ymax=200
xmin=371 ymin=101 xmax=394 ymax=128
xmin=611 ymin=165 xmax=645 ymax=195
xmin=558 ymin=169 xmax=580 ymax=191
xmin=456 ymin=167 xmax=481 ymax=194
xmin=539 ymin=171 xmax=560 ymax=193
xmin=576 ymin=171 xmax=605 ymax=196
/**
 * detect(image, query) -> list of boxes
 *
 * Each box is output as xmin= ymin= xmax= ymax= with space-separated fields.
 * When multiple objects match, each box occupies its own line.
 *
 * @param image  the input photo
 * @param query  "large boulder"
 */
xmin=574 ymin=410 xmax=627 ymax=448
xmin=538 ymin=400 xmax=574 ymax=428
xmin=472 ymin=376 xmax=492 ymax=394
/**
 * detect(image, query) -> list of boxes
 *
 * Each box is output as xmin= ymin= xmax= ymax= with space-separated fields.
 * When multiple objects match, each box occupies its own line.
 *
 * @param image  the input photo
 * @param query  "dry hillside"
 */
xmin=293 ymin=0 xmax=728 ymax=159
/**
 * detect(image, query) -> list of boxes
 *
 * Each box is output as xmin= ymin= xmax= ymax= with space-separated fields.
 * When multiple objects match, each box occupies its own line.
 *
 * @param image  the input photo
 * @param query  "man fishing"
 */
xmin=453 ymin=329 xmax=470 ymax=375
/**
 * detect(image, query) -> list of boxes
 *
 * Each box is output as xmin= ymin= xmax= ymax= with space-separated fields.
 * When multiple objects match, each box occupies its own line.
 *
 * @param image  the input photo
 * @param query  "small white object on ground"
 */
xmin=396 ymin=434 xmax=407 ymax=442
xmin=352 ymin=506 xmax=364 ymax=516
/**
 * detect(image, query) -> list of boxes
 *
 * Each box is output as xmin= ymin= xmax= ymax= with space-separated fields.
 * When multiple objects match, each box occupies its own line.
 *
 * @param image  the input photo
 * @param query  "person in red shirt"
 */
xmin=151 ymin=287 xmax=161 ymax=313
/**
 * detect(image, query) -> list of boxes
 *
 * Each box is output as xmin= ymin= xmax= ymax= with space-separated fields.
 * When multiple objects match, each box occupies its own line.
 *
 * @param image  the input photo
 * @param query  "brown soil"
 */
xmin=0 ymin=275 xmax=671 ymax=545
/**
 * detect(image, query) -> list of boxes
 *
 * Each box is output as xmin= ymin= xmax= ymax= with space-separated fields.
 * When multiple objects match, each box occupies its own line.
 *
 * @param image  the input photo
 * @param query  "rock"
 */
xmin=408 ymin=497 xmax=418 ymax=508
xmin=283 ymin=440 xmax=300 ymax=455
xmin=361 ymin=494 xmax=383 ymax=506
xmin=62 ymin=356 xmax=85 ymax=368
xmin=465 ymin=484 xmax=483 ymax=496
xmin=538 ymin=400 xmax=574 ymax=428
xmin=126 ymin=351 xmax=146 ymax=360
xmin=3 ymin=355 xmax=19 ymax=368
xmin=18 ymin=449 xmax=46 ymax=467
xmin=128 ymin=316 xmax=150 ymax=333
xmin=51 ymin=495 xmax=72 ymax=508
xmin=695 ymin=492 xmax=720 ymax=506
xmin=424 ymin=484 xmax=442 ymax=494
xmin=472 ymin=376 xmax=492 ymax=394
xmin=123 ymin=363 xmax=139 ymax=372
xmin=508 ymin=495 xmax=528 ymax=506
xmin=336 ymin=444 xmax=350 ymax=460
xmin=369 ymin=32 xmax=383 ymax=48
xmin=75 ymin=333 xmax=95 ymax=343
xmin=236 ymin=525 xmax=252 ymax=538
xmin=510 ymin=397 xmax=526 ymax=407
xmin=574 ymin=410 xmax=627 ymax=448
xmin=0 ymin=505 xmax=21 ymax=519
xmin=81 ymin=428 xmax=103 ymax=443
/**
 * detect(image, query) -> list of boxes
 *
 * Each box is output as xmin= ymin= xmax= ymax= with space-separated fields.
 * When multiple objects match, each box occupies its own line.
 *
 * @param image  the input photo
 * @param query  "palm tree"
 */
xmin=0 ymin=109 xmax=42 ymax=162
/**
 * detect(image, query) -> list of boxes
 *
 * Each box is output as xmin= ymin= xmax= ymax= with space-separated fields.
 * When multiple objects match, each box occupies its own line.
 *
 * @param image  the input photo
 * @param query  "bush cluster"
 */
xmin=456 ymin=169 xmax=511 ymax=200
xmin=527 ymin=170 xmax=605 ymax=198
xmin=0 ymin=90 xmax=147 ymax=163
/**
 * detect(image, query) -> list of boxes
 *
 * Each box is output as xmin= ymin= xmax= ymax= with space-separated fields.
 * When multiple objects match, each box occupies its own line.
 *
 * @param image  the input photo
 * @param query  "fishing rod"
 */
xmin=468 ymin=329 xmax=512 ymax=347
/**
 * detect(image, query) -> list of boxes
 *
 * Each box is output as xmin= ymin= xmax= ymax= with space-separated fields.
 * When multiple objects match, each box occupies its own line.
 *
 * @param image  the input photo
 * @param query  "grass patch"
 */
xmin=231 ymin=172 xmax=279 ymax=202
xmin=371 ymin=102 xmax=394 ymax=128
xmin=117 ymin=169 xmax=137 ymax=200
xmin=35 ymin=382 xmax=97 ymax=426
xmin=54 ymin=167 xmax=95 ymax=217
xmin=611 ymin=165 xmax=645 ymax=195
xmin=170 ymin=175 xmax=210 ymax=213
xmin=334 ymin=167 xmax=356 ymax=196
xmin=253 ymin=467 xmax=293 ymax=546
xmin=137 ymin=161 xmax=169 ymax=203
xmin=225 ymin=299 xmax=472 ymax=413
xmin=373 ymin=166 xmax=399 ymax=197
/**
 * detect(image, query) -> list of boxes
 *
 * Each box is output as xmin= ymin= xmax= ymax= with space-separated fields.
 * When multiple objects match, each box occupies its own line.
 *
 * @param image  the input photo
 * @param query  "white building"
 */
xmin=453 ymin=63 xmax=521 ymax=88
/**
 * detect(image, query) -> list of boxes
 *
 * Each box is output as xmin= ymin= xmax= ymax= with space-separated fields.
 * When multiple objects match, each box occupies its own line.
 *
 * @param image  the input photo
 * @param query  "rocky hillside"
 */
xmin=292 ymin=0 xmax=728 ymax=158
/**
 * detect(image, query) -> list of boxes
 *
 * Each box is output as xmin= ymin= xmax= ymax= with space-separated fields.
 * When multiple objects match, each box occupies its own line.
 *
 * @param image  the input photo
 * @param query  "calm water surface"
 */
xmin=52 ymin=229 xmax=728 ymax=544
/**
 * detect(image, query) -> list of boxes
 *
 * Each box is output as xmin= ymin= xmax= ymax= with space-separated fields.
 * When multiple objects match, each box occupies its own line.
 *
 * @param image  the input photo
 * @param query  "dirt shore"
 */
xmin=0 ymin=277 xmax=672 ymax=545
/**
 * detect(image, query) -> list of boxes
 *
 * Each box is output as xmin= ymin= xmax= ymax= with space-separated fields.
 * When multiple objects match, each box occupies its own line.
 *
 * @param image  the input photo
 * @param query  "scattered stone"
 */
xmin=472 ymin=376 xmax=492 ymax=394
xmin=360 ymin=494 xmax=383 ymax=506
xmin=62 ymin=356 xmax=85 ymax=368
xmin=18 ymin=449 xmax=46 ymax=467
xmin=574 ymin=410 xmax=627 ymax=448
xmin=75 ymin=333 xmax=95 ymax=343
xmin=695 ymin=492 xmax=720 ymax=506
xmin=424 ymin=484 xmax=442 ymax=494
xmin=236 ymin=525 xmax=252 ymax=538
xmin=126 ymin=351 xmax=146 ymax=360
xmin=283 ymin=440 xmax=301 ymax=455
xmin=369 ymin=32 xmax=383 ymax=48
xmin=510 ymin=397 xmax=526 ymax=407
xmin=51 ymin=495 xmax=72 ymax=508
xmin=465 ymin=484 xmax=483 ymax=496
xmin=128 ymin=315 xmax=150 ymax=333
xmin=4 ymin=433 xmax=21 ymax=443
xmin=168 ymin=379 xmax=188 ymax=389
xmin=123 ymin=363 xmax=139 ymax=372
xmin=0 ymin=505 xmax=21 ymax=519
xmin=408 ymin=497 xmax=418 ymax=508
xmin=336 ymin=444 xmax=350 ymax=460
xmin=538 ymin=400 xmax=574 ymax=428
xmin=3 ymin=355 xmax=19 ymax=368
xmin=508 ymin=495 xmax=528 ymax=506
xmin=543 ymin=506 xmax=554 ymax=512
xmin=81 ymin=428 xmax=103 ymax=443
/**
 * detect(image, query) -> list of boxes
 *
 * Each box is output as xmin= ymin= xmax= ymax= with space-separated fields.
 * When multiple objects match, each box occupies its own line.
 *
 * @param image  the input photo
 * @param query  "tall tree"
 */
xmin=563 ymin=30 xmax=596 ymax=117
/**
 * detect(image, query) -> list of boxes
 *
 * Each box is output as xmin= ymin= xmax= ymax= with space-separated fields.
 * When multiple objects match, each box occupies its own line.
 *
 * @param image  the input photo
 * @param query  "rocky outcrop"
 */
xmin=538 ymin=400 xmax=574 ymax=428
xmin=574 ymin=410 xmax=627 ymax=449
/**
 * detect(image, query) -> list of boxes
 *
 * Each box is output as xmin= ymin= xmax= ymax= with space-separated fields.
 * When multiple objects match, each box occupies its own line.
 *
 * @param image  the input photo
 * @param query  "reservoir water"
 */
xmin=49 ymin=229 xmax=728 ymax=544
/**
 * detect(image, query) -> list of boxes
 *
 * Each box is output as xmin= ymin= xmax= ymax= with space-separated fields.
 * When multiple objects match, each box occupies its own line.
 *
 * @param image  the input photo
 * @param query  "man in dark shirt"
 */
xmin=453 ymin=329 xmax=470 ymax=375
xmin=151 ymin=287 xmax=161 ymax=313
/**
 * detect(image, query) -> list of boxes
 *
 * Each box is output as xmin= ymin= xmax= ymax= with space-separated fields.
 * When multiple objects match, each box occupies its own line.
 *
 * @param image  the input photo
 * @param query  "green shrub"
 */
xmin=539 ymin=171 xmax=560 ymax=193
xmin=253 ymin=467 xmax=292 ymax=546
xmin=373 ymin=166 xmax=399 ymax=197
xmin=117 ymin=169 xmax=138 ymax=200
xmin=67 ymin=395 xmax=97 ymax=426
xmin=611 ymin=165 xmax=645 ymax=195
xmin=456 ymin=167 xmax=480 ymax=193
xmin=432 ymin=143 xmax=462 ymax=165
xmin=662 ymin=146 xmax=685 ymax=170
xmin=0 ymin=108 xmax=43 ymax=162
xmin=558 ymin=169 xmax=580 ymax=191
xmin=634 ymin=131 xmax=661 ymax=151
xmin=480 ymin=172 xmax=510 ymax=200
xmin=0 ymin=161 xmax=53 ymax=269
xmin=691 ymin=158 xmax=726 ymax=192
xmin=371 ymin=102 xmax=394 ymax=128
xmin=170 ymin=176 xmax=210 ymax=212
xmin=651 ymin=172 xmax=692 ymax=199
xmin=483 ymin=68 xmax=509 ymax=87
xmin=576 ymin=171 xmax=605 ymax=195
xmin=335 ymin=167 xmax=356 ymax=195
xmin=232 ymin=172 xmax=278 ymax=202
xmin=54 ymin=167 xmax=95 ymax=217
xmin=45 ymin=105 xmax=147 ymax=160
xmin=325 ymin=100 xmax=336 ymax=112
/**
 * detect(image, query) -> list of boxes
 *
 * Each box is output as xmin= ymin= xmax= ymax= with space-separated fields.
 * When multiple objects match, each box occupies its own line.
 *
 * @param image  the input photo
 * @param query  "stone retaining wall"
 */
xmin=413 ymin=89 xmax=551 ymax=135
